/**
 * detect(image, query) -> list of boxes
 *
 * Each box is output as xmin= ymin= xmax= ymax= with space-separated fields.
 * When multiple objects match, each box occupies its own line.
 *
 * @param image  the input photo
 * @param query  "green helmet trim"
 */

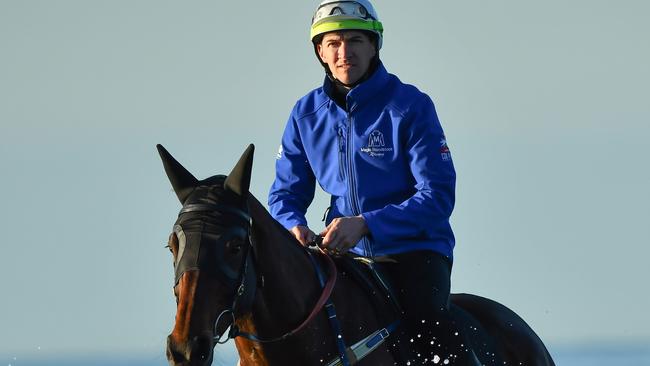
xmin=310 ymin=19 xmax=383 ymax=41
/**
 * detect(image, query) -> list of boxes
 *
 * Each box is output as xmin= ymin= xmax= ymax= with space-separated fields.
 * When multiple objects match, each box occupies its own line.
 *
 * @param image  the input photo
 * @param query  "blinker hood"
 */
xmin=173 ymin=224 xmax=247 ymax=288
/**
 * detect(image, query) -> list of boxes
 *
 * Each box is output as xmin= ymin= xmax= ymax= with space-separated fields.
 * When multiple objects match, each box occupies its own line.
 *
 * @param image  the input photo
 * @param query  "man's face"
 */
xmin=317 ymin=31 xmax=377 ymax=86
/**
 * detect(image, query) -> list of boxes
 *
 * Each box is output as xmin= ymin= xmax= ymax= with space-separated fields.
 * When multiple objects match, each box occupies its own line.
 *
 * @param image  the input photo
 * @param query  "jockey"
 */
xmin=269 ymin=1 xmax=468 ymax=364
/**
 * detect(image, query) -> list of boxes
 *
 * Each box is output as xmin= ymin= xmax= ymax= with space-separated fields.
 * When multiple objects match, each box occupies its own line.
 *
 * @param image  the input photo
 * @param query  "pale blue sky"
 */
xmin=1 ymin=0 xmax=649 ymax=363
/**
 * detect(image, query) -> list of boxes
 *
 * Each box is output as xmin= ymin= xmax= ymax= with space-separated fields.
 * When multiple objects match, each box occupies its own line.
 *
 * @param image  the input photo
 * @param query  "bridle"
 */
xmin=173 ymin=201 xmax=338 ymax=346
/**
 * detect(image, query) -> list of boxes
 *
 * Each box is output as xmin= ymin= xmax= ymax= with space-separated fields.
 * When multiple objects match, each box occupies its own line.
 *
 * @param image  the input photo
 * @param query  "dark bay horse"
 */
xmin=158 ymin=144 xmax=555 ymax=366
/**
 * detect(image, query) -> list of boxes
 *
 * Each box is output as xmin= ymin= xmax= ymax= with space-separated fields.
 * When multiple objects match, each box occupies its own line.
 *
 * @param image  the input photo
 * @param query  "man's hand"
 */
xmin=319 ymin=215 xmax=368 ymax=254
xmin=289 ymin=225 xmax=316 ymax=246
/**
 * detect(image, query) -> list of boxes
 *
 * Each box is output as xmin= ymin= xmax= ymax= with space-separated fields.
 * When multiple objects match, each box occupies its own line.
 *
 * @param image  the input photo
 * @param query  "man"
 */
xmin=269 ymin=1 xmax=467 ymax=364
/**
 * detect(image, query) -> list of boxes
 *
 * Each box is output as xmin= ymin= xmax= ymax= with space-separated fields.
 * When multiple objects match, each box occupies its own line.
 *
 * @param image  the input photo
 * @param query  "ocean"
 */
xmin=3 ymin=344 xmax=649 ymax=365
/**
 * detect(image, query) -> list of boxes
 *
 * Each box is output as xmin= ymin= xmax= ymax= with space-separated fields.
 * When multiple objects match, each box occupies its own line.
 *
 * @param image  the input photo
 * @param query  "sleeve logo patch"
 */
xmin=276 ymin=145 xmax=283 ymax=160
xmin=440 ymin=136 xmax=452 ymax=161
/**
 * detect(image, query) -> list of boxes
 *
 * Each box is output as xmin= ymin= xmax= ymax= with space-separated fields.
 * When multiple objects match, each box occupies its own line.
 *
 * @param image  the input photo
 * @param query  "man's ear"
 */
xmin=317 ymin=43 xmax=326 ymax=62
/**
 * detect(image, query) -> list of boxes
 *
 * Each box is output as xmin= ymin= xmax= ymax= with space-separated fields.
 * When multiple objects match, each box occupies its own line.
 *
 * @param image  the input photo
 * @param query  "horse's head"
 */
xmin=158 ymin=144 xmax=256 ymax=366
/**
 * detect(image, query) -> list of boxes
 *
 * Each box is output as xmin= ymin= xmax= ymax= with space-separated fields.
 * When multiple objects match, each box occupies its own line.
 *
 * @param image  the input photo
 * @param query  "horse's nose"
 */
xmin=166 ymin=334 xmax=213 ymax=366
xmin=188 ymin=334 xmax=213 ymax=364
xmin=166 ymin=335 xmax=188 ymax=365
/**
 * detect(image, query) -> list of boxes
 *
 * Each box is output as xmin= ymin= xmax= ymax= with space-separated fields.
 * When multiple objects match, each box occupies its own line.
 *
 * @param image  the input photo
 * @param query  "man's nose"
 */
xmin=337 ymin=42 xmax=352 ymax=60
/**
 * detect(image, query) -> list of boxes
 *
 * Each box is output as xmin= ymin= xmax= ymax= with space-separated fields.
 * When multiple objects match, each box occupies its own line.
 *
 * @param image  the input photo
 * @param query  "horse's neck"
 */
xmin=247 ymin=195 xmax=306 ymax=263
xmin=247 ymin=195 xmax=321 ymax=326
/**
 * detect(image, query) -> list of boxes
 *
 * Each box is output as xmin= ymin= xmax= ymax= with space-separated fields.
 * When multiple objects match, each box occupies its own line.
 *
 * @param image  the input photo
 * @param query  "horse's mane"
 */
xmin=247 ymin=193 xmax=301 ymax=248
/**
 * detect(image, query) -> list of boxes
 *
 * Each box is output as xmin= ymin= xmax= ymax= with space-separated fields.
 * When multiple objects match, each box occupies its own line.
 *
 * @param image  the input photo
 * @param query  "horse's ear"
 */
xmin=224 ymin=144 xmax=255 ymax=197
xmin=157 ymin=144 xmax=199 ymax=203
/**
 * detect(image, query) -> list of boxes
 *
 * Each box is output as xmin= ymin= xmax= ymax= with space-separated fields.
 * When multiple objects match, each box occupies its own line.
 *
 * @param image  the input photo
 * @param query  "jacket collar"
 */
xmin=323 ymin=62 xmax=390 ymax=112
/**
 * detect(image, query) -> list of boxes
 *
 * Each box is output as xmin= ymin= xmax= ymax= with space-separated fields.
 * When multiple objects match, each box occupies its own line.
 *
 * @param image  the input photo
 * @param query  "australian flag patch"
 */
xmin=440 ymin=136 xmax=452 ymax=162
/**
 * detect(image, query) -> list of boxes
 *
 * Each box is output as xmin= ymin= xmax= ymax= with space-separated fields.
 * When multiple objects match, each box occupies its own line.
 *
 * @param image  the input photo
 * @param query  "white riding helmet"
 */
xmin=310 ymin=0 xmax=384 ymax=49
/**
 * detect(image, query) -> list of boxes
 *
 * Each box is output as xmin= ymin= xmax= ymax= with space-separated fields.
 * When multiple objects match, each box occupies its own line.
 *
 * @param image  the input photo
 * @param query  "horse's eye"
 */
xmin=226 ymin=239 xmax=243 ymax=254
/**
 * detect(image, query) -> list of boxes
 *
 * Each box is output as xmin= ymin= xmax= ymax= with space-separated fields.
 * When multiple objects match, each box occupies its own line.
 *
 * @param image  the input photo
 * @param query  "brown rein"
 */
xmin=216 ymin=246 xmax=338 ymax=344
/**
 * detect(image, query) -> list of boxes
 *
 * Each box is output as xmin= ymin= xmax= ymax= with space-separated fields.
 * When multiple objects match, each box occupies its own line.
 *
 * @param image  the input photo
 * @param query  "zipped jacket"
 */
xmin=268 ymin=63 xmax=456 ymax=259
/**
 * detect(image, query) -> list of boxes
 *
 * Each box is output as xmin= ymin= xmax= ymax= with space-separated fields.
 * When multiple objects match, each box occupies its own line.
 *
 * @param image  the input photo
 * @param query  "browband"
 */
xmin=178 ymin=203 xmax=251 ymax=222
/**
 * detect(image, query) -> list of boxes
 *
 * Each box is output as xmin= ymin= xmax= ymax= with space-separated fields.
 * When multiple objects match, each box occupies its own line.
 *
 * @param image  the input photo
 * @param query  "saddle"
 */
xmin=334 ymin=255 xmax=402 ymax=318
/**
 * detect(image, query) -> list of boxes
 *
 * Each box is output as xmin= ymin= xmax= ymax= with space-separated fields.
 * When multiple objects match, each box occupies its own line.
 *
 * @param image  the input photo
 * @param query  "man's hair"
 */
xmin=312 ymin=30 xmax=379 ymax=51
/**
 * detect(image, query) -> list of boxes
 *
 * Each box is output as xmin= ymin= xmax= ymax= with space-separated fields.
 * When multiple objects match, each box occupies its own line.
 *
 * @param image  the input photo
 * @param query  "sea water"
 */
xmin=3 ymin=344 xmax=649 ymax=365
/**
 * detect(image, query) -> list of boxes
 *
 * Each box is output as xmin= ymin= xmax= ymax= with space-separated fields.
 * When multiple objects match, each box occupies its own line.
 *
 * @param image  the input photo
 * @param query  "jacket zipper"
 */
xmin=345 ymin=111 xmax=373 ymax=257
xmin=337 ymin=126 xmax=345 ymax=180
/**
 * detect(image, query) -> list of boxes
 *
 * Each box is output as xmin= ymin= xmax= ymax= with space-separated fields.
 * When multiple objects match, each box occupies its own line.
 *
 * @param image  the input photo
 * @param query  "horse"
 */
xmin=158 ymin=144 xmax=555 ymax=366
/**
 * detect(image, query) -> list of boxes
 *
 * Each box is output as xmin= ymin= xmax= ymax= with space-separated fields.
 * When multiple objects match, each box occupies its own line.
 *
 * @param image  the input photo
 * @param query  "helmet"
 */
xmin=310 ymin=0 xmax=384 ymax=49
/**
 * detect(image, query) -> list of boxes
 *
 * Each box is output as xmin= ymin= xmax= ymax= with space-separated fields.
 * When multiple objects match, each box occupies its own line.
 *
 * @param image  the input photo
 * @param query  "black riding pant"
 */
xmin=378 ymin=250 xmax=471 ymax=365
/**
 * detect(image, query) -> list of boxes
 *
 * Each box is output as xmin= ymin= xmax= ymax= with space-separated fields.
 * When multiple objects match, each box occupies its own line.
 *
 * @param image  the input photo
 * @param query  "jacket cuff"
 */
xmin=361 ymin=210 xmax=384 ymax=240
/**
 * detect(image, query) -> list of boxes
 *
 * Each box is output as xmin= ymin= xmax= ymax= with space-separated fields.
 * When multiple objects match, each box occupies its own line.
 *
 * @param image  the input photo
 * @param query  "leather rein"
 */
xmin=175 ymin=203 xmax=338 ymax=345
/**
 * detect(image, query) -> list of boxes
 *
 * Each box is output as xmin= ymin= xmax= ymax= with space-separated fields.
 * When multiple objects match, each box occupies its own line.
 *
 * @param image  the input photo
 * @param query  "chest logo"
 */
xmin=361 ymin=130 xmax=393 ymax=158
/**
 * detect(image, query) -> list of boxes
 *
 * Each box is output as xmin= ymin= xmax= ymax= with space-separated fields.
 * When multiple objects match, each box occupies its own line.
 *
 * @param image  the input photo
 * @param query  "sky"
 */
xmin=1 ymin=0 xmax=649 ymax=364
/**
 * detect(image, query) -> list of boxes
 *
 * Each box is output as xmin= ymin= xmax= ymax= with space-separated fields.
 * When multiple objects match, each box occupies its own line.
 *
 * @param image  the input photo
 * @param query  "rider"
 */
xmin=268 ymin=1 xmax=469 ymax=364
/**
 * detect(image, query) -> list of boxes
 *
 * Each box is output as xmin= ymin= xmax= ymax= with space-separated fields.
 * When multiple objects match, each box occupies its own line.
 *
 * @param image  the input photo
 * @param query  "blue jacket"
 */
xmin=268 ymin=63 xmax=456 ymax=259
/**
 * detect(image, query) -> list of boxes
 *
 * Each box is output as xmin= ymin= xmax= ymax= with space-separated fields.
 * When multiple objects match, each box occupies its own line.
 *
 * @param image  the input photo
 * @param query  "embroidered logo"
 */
xmin=368 ymin=130 xmax=385 ymax=148
xmin=361 ymin=130 xmax=393 ymax=158
xmin=440 ymin=136 xmax=452 ymax=161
